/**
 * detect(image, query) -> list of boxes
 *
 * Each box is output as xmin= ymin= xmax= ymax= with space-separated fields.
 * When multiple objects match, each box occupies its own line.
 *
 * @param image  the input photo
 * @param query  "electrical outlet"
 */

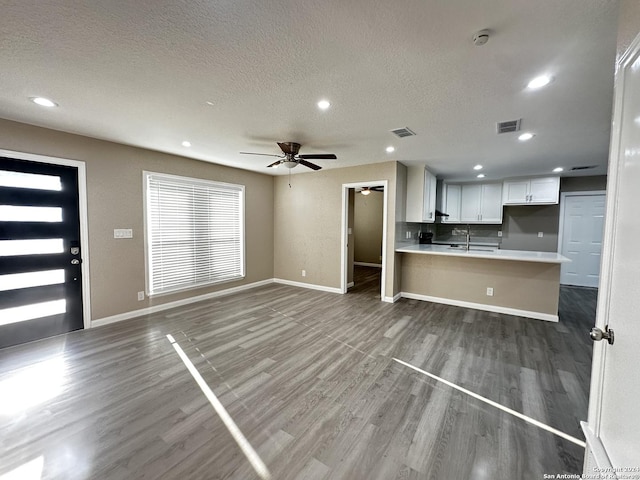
xmin=406 ymin=231 xmax=411 ymax=239
xmin=486 ymin=287 xmax=494 ymax=297
xmin=497 ymin=231 xmax=503 ymax=237
xmin=137 ymin=291 xmax=144 ymax=301
xmin=301 ymin=270 xmax=306 ymax=277
xmin=114 ymin=228 xmax=133 ymax=239
xmin=538 ymin=231 xmax=544 ymax=238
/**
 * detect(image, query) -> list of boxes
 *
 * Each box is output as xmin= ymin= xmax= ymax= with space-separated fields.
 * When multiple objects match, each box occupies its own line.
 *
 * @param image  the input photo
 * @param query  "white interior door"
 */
xmin=559 ymin=193 xmax=606 ymax=287
xmin=583 ymin=32 xmax=640 ymax=472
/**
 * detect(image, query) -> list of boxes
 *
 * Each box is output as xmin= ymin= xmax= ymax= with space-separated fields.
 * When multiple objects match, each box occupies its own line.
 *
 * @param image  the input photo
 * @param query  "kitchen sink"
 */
xmin=447 ymin=246 xmax=496 ymax=252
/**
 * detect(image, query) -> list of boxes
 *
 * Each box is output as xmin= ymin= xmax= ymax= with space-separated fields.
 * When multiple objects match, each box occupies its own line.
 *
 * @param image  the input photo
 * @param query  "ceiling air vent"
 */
xmin=496 ymin=119 xmax=522 ymax=134
xmin=390 ymin=127 xmax=416 ymax=138
xmin=571 ymin=165 xmax=597 ymax=171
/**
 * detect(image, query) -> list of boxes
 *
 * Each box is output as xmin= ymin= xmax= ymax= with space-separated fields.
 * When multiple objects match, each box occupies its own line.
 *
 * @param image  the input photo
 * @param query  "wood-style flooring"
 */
xmin=0 ymin=267 xmax=597 ymax=479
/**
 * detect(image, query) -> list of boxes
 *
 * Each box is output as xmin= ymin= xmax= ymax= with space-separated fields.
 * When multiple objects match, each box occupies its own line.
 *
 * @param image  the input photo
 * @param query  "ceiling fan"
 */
xmin=358 ymin=186 xmax=384 ymax=195
xmin=240 ymin=142 xmax=337 ymax=170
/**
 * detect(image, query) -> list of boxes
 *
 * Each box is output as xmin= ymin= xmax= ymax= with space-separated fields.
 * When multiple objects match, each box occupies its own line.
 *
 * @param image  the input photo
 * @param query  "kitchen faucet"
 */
xmin=465 ymin=225 xmax=471 ymax=251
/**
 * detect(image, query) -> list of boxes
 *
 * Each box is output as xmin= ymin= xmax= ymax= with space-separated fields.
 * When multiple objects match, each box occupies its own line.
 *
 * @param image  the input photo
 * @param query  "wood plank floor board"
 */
xmin=0 ymin=267 xmax=595 ymax=479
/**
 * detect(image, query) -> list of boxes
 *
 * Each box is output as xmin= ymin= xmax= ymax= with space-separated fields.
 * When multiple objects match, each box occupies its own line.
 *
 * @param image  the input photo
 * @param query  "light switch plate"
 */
xmin=497 ymin=231 xmax=503 ymax=237
xmin=538 ymin=231 xmax=544 ymax=238
xmin=114 ymin=228 xmax=133 ymax=239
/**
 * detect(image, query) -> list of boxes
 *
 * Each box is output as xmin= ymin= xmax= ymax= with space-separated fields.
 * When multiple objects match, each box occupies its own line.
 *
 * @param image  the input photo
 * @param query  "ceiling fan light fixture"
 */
xmin=282 ymin=161 xmax=298 ymax=169
xmin=361 ymin=188 xmax=371 ymax=196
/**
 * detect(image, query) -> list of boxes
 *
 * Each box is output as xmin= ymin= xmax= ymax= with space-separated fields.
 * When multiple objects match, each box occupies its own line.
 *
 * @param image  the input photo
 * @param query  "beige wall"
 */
xmin=401 ymin=254 xmax=561 ymax=316
xmin=394 ymin=162 xmax=408 ymax=295
xmin=0 ymin=118 xmax=274 ymax=320
xmin=273 ymin=161 xmax=398 ymax=297
xmin=354 ymin=191 xmax=383 ymax=264
xmin=617 ymin=0 xmax=640 ymax=59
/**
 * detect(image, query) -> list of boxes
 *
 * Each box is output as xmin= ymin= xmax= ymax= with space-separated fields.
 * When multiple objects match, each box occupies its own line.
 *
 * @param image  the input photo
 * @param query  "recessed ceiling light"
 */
xmin=317 ymin=100 xmax=330 ymax=110
xmin=30 ymin=97 xmax=57 ymax=107
xmin=205 ymin=101 xmax=215 ymax=106
xmin=386 ymin=146 xmax=395 ymax=153
xmin=473 ymin=164 xmax=483 ymax=170
xmin=181 ymin=141 xmax=192 ymax=147
xmin=518 ymin=132 xmax=535 ymax=141
xmin=553 ymin=167 xmax=564 ymax=173
xmin=477 ymin=174 xmax=486 ymax=178
xmin=527 ymin=75 xmax=552 ymax=90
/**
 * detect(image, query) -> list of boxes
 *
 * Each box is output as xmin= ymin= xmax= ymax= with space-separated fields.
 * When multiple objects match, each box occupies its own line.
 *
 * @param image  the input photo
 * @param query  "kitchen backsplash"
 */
xmin=397 ymin=222 xmax=502 ymax=246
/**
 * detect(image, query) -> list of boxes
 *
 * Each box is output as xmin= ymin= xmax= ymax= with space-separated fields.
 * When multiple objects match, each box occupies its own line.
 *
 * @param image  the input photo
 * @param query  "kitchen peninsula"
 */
xmin=396 ymin=244 xmax=570 ymax=322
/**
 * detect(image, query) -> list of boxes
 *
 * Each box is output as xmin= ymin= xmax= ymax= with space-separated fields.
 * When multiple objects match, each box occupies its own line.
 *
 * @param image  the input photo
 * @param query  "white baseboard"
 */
xmin=92 ymin=279 xmax=275 ymax=328
xmin=354 ymin=262 xmax=382 ymax=268
xmin=383 ymin=292 xmax=402 ymax=303
xmin=400 ymin=292 xmax=559 ymax=322
xmin=347 ymin=282 xmax=354 ymax=289
xmin=273 ymin=278 xmax=342 ymax=294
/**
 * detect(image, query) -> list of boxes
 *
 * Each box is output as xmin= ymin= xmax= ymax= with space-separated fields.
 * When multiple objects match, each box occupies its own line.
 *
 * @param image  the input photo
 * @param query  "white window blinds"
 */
xmin=145 ymin=172 xmax=244 ymax=295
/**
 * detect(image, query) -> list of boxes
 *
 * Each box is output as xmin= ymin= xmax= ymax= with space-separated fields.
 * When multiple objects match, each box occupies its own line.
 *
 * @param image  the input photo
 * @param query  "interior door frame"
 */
xmin=556 ymin=190 xmax=606 ymax=285
xmin=0 ymin=148 xmax=92 ymax=329
xmin=582 ymin=30 xmax=640 ymax=468
xmin=340 ymin=180 xmax=388 ymax=300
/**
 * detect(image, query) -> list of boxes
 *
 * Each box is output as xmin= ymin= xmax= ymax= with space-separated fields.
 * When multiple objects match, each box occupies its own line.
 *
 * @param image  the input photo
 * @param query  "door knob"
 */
xmin=590 ymin=326 xmax=614 ymax=345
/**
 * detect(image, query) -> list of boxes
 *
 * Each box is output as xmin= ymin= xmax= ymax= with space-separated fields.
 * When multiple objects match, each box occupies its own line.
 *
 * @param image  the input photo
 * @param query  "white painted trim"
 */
xmin=273 ymin=278 xmax=342 ymax=294
xmin=586 ymin=29 xmax=640 ymax=444
xmin=581 ymin=422 xmax=614 ymax=470
xmin=400 ymin=292 xmax=558 ymax=322
xmin=340 ymin=180 xmax=388 ymax=301
xmin=0 ymin=149 xmax=92 ymax=329
xmin=557 ymin=190 xmax=606 ymax=255
xmin=346 ymin=281 xmax=354 ymax=289
xmin=92 ymin=279 xmax=274 ymax=327
xmin=354 ymin=262 xmax=382 ymax=268
xmin=383 ymin=292 xmax=402 ymax=303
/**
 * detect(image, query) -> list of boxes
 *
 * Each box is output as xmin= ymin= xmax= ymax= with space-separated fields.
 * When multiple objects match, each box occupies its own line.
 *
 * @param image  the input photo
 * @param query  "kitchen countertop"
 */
xmin=396 ymin=243 xmax=570 ymax=264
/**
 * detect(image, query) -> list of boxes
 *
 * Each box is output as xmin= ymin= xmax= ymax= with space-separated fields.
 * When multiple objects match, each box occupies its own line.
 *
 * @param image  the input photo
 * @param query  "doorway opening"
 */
xmin=340 ymin=181 xmax=388 ymax=300
xmin=0 ymin=150 xmax=90 ymax=349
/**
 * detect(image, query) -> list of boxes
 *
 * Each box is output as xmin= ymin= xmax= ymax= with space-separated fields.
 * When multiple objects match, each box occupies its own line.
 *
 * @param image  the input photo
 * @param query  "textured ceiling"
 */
xmin=0 ymin=0 xmax=619 ymax=180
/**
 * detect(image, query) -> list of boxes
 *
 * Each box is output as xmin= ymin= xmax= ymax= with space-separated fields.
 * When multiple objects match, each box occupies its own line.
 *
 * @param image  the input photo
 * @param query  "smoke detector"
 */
xmin=473 ymin=29 xmax=490 ymax=46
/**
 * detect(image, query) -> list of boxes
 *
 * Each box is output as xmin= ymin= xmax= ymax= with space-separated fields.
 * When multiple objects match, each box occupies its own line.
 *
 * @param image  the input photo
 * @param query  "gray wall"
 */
xmin=501 ymin=176 xmax=607 ymax=252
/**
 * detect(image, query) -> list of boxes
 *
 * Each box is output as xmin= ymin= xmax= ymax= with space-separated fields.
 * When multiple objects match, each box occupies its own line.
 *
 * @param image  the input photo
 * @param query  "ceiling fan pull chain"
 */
xmin=289 ymin=169 xmax=292 ymax=188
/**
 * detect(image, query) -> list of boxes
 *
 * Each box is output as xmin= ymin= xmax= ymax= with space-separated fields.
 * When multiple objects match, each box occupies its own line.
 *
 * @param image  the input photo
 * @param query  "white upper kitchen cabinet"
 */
xmin=406 ymin=166 xmax=437 ymax=223
xmin=442 ymin=182 xmax=502 ymax=224
xmin=502 ymin=176 xmax=560 ymax=205
xmin=441 ymin=184 xmax=461 ymax=223
xmin=460 ymin=183 xmax=503 ymax=223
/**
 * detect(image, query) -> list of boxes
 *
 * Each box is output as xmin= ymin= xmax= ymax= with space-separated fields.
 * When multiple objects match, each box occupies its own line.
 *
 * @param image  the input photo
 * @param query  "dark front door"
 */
xmin=0 ymin=156 xmax=84 ymax=349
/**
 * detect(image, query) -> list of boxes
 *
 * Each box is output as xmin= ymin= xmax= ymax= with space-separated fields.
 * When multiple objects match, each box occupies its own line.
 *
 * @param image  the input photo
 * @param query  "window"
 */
xmin=144 ymin=172 xmax=244 ymax=295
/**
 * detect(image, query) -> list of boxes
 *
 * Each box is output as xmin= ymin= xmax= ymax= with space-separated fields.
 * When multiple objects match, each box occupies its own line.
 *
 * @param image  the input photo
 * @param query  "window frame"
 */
xmin=143 ymin=171 xmax=245 ymax=297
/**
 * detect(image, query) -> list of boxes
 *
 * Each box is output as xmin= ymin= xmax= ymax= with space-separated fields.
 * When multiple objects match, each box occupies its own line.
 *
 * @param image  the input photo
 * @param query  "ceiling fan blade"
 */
xmin=299 ymin=159 xmax=322 ymax=170
xmin=277 ymin=142 xmax=301 ymax=155
xmin=239 ymin=152 xmax=283 ymax=158
xmin=298 ymin=154 xmax=337 ymax=160
xmin=266 ymin=160 xmax=282 ymax=168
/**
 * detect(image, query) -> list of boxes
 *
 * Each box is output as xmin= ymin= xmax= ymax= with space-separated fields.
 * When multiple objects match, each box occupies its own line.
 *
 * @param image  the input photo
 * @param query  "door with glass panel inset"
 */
xmin=0 ymin=156 xmax=83 ymax=349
